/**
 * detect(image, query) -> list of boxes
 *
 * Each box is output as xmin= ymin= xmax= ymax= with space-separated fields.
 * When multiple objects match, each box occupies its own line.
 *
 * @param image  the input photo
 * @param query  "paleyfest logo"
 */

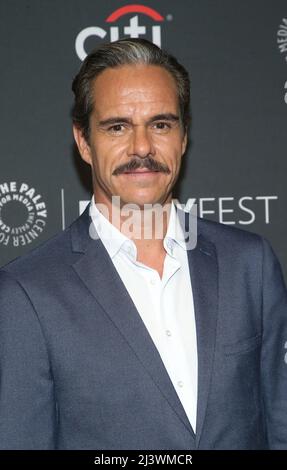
xmin=0 ymin=182 xmax=47 ymax=247
xmin=75 ymin=4 xmax=169 ymax=61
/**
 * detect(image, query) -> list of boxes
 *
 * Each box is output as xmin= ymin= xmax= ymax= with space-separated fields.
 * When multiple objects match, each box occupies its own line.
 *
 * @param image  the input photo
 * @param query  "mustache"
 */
xmin=112 ymin=156 xmax=171 ymax=176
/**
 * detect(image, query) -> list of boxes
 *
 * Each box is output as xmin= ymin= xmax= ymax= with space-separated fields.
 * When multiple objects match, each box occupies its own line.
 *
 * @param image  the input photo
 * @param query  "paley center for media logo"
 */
xmin=75 ymin=4 xmax=171 ymax=61
xmin=277 ymin=18 xmax=287 ymax=62
xmin=277 ymin=17 xmax=287 ymax=104
xmin=0 ymin=182 xmax=47 ymax=247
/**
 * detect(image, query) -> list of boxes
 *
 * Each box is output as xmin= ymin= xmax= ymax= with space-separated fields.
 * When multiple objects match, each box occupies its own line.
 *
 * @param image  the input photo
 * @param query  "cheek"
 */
xmin=159 ymin=145 xmax=183 ymax=171
xmin=167 ymin=152 xmax=184 ymax=182
xmin=91 ymin=141 xmax=120 ymax=174
xmin=154 ymin=135 xmax=184 ymax=159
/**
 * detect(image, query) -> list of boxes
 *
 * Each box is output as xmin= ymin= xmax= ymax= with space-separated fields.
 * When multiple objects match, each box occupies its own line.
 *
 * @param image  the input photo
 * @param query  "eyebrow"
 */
xmin=98 ymin=113 xmax=180 ymax=127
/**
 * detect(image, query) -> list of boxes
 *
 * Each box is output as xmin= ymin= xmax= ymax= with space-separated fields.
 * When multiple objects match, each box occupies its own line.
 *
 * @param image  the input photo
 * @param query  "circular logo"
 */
xmin=277 ymin=18 xmax=287 ymax=63
xmin=0 ymin=182 xmax=47 ymax=247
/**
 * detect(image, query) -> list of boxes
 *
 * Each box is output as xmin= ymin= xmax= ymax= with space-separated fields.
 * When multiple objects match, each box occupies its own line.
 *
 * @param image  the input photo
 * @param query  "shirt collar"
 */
xmin=90 ymin=196 xmax=132 ymax=259
xmin=164 ymin=201 xmax=189 ymax=255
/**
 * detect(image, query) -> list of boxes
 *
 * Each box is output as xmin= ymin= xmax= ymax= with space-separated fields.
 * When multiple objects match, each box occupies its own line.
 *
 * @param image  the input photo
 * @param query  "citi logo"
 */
xmin=75 ymin=4 xmax=166 ymax=61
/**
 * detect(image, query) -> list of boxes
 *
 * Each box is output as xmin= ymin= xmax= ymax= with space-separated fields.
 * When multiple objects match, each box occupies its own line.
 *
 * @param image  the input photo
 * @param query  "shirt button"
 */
xmin=178 ymin=381 xmax=184 ymax=388
xmin=166 ymin=330 xmax=172 ymax=337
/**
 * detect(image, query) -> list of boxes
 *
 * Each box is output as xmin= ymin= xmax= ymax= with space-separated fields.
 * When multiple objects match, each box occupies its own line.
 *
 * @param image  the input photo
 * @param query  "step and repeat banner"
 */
xmin=0 ymin=0 xmax=286 ymax=279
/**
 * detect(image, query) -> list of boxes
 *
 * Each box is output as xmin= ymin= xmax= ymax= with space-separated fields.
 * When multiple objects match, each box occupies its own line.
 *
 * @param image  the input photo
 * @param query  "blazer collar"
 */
xmin=187 ymin=232 xmax=218 ymax=447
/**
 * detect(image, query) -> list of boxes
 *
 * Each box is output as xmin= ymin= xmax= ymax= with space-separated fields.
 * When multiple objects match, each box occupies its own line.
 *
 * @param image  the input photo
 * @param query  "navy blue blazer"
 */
xmin=0 ymin=205 xmax=287 ymax=449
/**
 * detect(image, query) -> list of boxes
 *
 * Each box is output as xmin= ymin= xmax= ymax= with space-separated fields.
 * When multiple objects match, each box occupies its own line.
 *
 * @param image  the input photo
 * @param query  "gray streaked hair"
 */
xmin=72 ymin=38 xmax=191 ymax=142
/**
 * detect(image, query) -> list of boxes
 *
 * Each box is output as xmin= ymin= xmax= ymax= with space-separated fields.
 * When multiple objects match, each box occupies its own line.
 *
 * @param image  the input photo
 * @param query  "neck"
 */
xmin=93 ymin=193 xmax=173 ymax=278
xmin=93 ymin=194 xmax=173 ymax=251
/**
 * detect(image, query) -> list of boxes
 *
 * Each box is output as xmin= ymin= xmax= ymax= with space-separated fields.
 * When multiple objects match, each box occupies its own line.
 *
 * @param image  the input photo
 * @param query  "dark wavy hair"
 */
xmin=72 ymin=38 xmax=191 ymax=142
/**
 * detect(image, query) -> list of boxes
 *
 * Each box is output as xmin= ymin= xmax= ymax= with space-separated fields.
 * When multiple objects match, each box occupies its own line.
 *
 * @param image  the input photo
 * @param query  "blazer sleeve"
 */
xmin=260 ymin=238 xmax=287 ymax=449
xmin=0 ymin=270 xmax=56 ymax=449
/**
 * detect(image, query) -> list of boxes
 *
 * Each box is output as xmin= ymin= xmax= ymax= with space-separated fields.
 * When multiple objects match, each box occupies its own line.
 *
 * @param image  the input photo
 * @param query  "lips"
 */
xmin=123 ymin=169 xmax=160 ymax=174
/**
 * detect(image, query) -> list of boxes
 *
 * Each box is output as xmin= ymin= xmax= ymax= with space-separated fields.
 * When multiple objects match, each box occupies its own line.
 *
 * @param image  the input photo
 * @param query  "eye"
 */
xmin=108 ymin=124 xmax=126 ymax=134
xmin=153 ymin=121 xmax=171 ymax=131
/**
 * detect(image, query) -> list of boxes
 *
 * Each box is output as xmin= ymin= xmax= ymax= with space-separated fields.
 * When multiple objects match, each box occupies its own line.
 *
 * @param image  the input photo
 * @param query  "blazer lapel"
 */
xmin=70 ymin=206 xmax=194 ymax=437
xmin=187 ymin=232 xmax=219 ymax=447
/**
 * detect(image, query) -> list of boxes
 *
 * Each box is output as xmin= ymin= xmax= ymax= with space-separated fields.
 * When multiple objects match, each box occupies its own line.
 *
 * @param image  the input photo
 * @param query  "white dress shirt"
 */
xmin=90 ymin=197 xmax=198 ymax=432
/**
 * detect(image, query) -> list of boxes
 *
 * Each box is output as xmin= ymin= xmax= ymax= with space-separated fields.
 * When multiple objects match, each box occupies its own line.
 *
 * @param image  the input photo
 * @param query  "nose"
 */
xmin=128 ymin=126 xmax=155 ymax=159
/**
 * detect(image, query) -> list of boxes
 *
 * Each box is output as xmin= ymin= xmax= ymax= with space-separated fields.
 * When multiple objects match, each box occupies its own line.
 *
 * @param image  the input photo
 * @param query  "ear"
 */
xmin=73 ymin=125 xmax=92 ymax=166
xmin=181 ymin=132 xmax=188 ymax=156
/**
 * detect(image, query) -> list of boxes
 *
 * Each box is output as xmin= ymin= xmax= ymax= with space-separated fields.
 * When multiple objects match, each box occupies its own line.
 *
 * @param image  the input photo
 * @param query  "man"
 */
xmin=0 ymin=38 xmax=287 ymax=450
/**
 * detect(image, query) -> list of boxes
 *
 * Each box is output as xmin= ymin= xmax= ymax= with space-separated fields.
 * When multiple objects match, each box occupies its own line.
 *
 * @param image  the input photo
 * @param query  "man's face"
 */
xmin=74 ymin=64 xmax=187 ymax=208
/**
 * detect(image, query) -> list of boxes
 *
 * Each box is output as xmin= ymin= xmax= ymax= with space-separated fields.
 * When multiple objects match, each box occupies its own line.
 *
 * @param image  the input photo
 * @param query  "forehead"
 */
xmin=91 ymin=64 xmax=179 ymax=117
